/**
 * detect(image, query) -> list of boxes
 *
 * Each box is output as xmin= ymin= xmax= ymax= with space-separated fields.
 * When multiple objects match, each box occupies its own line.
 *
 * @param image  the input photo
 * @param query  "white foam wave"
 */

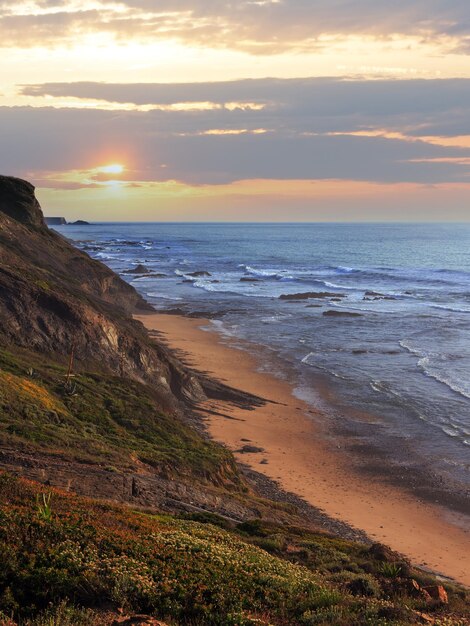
xmin=301 ymin=351 xmax=316 ymax=364
xmin=147 ymin=293 xmax=182 ymax=300
xmin=400 ymin=340 xmax=470 ymax=400
xmin=322 ymin=281 xmax=357 ymax=290
xmin=431 ymin=304 xmax=470 ymax=313
xmin=244 ymin=266 xmax=282 ymax=278
xmin=336 ymin=266 xmax=356 ymax=273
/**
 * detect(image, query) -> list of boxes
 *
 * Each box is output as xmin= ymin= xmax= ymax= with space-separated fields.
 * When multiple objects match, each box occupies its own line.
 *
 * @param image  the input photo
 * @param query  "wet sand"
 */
xmin=136 ymin=312 xmax=470 ymax=586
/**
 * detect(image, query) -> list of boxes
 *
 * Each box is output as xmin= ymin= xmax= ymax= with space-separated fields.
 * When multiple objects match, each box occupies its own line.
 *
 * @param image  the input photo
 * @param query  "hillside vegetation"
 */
xmin=0 ymin=346 xmax=236 ymax=481
xmin=0 ymin=474 xmax=469 ymax=626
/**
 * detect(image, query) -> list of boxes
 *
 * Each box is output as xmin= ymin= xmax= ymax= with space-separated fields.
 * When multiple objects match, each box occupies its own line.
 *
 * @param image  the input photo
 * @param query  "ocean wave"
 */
xmin=147 ymin=293 xmax=182 ymax=300
xmin=322 ymin=280 xmax=357 ymax=290
xmin=260 ymin=314 xmax=293 ymax=323
xmin=400 ymin=340 xmax=470 ymax=400
xmin=244 ymin=266 xmax=287 ymax=279
xmin=301 ymin=351 xmax=316 ymax=364
xmin=96 ymin=252 xmax=119 ymax=260
xmin=299 ymin=356 xmax=349 ymax=380
xmin=335 ymin=265 xmax=357 ymax=273
xmin=431 ymin=304 xmax=470 ymax=314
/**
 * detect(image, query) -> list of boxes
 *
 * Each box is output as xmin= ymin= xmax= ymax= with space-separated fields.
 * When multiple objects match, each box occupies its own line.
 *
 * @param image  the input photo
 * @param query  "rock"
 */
xmin=423 ymin=585 xmax=448 ymax=604
xmin=323 ymin=310 xmax=362 ymax=317
xmin=409 ymin=579 xmax=433 ymax=602
xmin=0 ymin=175 xmax=45 ymax=227
xmin=280 ymin=292 xmax=344 ymax=301
xmin=124 ymin=264 xmax=150 ymax=274
xmin=238 ymin=445 xmax=265 ymax=454
xmin=413 ymin=611 xmax=436 ymax=624
xmin=0 ymin=176 xmax=226 ymax=409
xmin=260 ymin=459 xmax=269 ymax=465
xmin=187 ymin=271 xmax=211 ymax=277
xmin=71 ymin=220 xmax=90 ymax=225
xmin=240 ymin=277 xmax=260 ymax=282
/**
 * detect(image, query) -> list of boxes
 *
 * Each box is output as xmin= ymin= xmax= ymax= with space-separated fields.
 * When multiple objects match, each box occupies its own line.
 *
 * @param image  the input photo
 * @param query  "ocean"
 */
xmin=58 ymin=222 xmax=470 ymax=505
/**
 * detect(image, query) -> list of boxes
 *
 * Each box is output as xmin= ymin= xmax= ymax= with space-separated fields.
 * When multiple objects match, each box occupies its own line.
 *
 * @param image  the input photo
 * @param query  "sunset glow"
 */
xmin=99 ymin=164 xmax=124 ymax=175
xmin=1 ymin=0 xmax=470 ymax=220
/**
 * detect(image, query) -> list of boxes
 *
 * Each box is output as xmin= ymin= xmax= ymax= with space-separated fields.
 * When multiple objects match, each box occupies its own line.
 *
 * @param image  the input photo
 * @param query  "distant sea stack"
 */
xmin=45 ymin=216 xmax=67 ymax=225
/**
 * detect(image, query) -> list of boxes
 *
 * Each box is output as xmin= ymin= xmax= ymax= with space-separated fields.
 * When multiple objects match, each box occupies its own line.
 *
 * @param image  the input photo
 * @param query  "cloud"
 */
xmin=20 ymin=77 xmax=470 ymax=137
xmin=0 ymin=0 xmax=469 ymax=53
xmin=1 ymin=90 xmax=469 ymax=187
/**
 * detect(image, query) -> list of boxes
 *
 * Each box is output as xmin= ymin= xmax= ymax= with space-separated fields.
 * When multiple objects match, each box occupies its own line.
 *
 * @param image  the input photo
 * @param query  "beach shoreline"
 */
xmin=136 ymin=311 xmax=470 ymax=587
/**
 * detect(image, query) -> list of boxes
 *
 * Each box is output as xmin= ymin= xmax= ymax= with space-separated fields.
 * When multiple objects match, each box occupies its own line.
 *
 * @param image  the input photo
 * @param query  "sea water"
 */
xmin=58 ymin=222 xmax=470 ymax=504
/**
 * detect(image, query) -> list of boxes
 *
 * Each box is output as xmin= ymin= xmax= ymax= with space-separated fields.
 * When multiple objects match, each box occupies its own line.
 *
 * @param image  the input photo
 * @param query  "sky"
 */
xmin=1 ymin=0 xmax=470 ymax=221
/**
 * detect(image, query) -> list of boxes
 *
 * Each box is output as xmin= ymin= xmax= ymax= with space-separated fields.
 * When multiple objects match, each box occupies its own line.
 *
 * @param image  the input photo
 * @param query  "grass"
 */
xmin=0 ymin=475 xmax=468 ymax=626
xmin=0 ymin=347 xmax=239 ymax=483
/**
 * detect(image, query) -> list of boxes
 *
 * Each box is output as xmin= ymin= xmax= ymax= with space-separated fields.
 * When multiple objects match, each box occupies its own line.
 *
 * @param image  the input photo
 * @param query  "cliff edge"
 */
xmin=0 ymin=175 xmax=210 ymax=408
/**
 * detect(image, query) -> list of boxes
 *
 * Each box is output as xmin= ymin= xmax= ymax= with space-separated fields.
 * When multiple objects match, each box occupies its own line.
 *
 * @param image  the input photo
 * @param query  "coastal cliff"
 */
xmin=0 ymin=175 xmax=221 ymax=408
xmin=0 ymin=176 xmax=468 ymax=625
xmin=0 ymin=175 xmax=257 ymax=504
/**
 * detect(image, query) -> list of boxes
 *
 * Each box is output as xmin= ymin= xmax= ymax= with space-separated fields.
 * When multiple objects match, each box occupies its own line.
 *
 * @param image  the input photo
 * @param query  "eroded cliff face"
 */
xmin=0 ymin=176 xmax=207 ymax=409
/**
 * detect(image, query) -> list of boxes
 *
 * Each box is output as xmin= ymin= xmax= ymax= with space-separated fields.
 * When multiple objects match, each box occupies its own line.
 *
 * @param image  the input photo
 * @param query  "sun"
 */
xmin=99 ymin=163 xmax=124 ymax=174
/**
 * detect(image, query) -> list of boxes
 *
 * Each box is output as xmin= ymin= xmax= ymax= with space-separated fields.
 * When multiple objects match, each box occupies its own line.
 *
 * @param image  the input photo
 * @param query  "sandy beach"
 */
xmin=136 ymin=312 xmax=470 ymax=586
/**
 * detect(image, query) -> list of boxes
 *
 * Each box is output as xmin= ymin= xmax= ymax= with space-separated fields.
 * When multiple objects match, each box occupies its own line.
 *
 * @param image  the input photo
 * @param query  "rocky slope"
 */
xmin=0 ymin=176 xmax=242 ymax=409
xmin=0 ymin=175 xmax=271 ymax=519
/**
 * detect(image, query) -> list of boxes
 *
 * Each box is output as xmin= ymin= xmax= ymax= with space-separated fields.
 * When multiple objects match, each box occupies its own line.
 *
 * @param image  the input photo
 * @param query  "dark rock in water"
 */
xmin=238 ymin=445 xmax=265 ymax=454
xmin=187 ymin=271 xmax=211 ymax=277
xmin=0 ymin=176 xmax=45 ymax=227
xmin=280 ymin=292 xmax=345 ymax=301
xmin=323 ymin=310 xmax=362 ymax=317
xmin=364 ymin=290 xmax=396 ymax=301
xmin=71 ymin=219 xmax=90 ymax=225
xmin=124 ymin=264 xmax=149 ymax=274
xmin=352 ymin=349 xmax=368 ymax=354
xmin=240 ymin=277 xmax=260 ymax=282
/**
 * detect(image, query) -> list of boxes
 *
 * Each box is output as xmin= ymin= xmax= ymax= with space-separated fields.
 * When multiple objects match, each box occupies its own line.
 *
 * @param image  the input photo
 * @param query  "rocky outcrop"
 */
xmin=0 ymin=176 xmax=44 ymax=227
xmin=323 ymin=310 xmax=362 ymax=317
xmin=280 ymin=292 xmax=345 ymax=300
xmin=0 ymin=176 xmax=250 ymax=410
